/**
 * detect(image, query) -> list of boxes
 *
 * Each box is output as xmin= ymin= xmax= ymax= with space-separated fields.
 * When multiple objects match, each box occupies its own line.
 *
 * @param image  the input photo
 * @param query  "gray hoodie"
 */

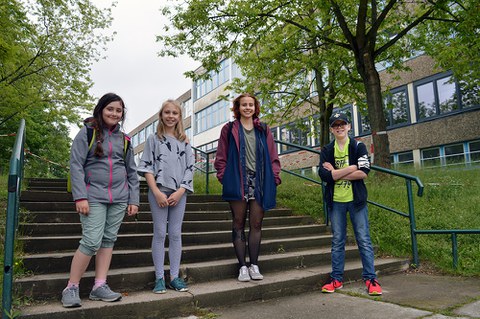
xmin=69 ymin=123 xmax=140 ymax=206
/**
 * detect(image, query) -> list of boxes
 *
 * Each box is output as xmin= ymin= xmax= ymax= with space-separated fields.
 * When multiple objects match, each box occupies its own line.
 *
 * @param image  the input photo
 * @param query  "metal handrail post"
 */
xmin=2 ymin=119 xmax=25 ymax=319
xmin=406 ymin=180 xmax=419 ymax=267
xmin=452 ymin=233 xmax=458 ymax=269
xmin=205 ymin=153 xmax=210 ymax=194
xmin=2 ymin=175 xmax=18 ymax=318
xmin=321 ymin=182 xmax=329 ymax=226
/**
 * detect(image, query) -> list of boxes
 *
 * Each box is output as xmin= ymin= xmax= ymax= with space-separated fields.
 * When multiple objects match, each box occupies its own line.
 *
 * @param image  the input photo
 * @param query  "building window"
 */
xmin=437 ymin=76 xmax=458 ymax=113
xmin=414 ymin=72 xmax=473 ymax=121
xmin=185 ymin=127 xmax=190 ymax=140
xmin=194 ymin=99 xmax=230 ymax=134
xmin=278 ymin=119 xmax=311 ymax=154
xmin=420 ymin=140 xmax=480 ymax=168
xmin=392 ymin=151 xmax=414 ymax=168
xmin=132 ymin=134 xmax=139 ymax=147
xmin=444 ymin=143 xmax=465 ymax=166
xmin=139 ymin=129 xmax=146 ymax=144
xmin=194 ymin=59 xmax=231 ymax=100
xmin=421 ymin=147 xmax=440 ymax=167
xmin=182 ymin=99 xmax=192 ymax=118
xmin=469 ymin=140 xmax=480 ymax=164
xmin=146 ymin=123 xmax=154 ymax=139
xmin=384 ymin=87 xmax=410 ymax=127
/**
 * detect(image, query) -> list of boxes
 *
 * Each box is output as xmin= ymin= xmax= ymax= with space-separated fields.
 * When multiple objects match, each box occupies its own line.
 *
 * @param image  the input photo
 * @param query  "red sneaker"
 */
xmin=321 ymin=277 xmax=343 ymax=293
xmin=365 ymin=279 xmax=382 ymax=296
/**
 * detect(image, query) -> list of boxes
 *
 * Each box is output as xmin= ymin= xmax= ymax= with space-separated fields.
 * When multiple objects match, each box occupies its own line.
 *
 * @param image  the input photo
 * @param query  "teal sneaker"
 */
xmin=153 ymin=278 xmax=167 ymax=294
xmin=169 ymin=277 xmax=188 ymax=292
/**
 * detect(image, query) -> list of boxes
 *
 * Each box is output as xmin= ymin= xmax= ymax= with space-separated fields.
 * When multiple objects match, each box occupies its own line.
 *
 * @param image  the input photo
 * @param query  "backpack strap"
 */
xmin=86 ymin=127 xmax=129 ymax=158
xmin=227 ymin=121 xmax=234 ymax=137
xmin=87 ymin=128 xmax=96 ymax=150
xmin=123 ymin=134 xmax=130 ymax=158
xmin=260 ymin=122 xmax=267 ymax=134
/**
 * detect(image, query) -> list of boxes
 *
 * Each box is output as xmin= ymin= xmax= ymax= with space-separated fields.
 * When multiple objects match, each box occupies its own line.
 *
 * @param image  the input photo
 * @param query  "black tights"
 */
xmin=229 ymin=200 xmax=264 ymax=266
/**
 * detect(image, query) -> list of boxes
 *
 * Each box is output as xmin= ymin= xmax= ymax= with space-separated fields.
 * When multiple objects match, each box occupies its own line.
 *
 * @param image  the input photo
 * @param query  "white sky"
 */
xmin=82 ymin=0 xmax=198 ymax=136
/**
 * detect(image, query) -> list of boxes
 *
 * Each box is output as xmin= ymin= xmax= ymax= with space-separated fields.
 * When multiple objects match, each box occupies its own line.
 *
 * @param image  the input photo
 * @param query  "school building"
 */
xmin=128 ymin=55 xmax=480 ymax=171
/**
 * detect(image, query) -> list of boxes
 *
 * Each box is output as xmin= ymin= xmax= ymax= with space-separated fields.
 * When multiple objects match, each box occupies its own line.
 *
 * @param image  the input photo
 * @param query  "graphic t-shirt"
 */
xmin=333 ymin=138 xmax=353 ymax=202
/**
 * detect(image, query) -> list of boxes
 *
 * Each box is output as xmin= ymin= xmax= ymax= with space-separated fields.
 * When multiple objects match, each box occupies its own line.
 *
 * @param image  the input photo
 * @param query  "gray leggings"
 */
xmin=148 ymin=190 xmax=187 ymax=280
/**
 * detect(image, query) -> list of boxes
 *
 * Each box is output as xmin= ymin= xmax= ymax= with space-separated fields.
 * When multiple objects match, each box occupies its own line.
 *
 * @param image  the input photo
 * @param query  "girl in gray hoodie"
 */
xmin=62 ymin=93 xmax=140 ymax=308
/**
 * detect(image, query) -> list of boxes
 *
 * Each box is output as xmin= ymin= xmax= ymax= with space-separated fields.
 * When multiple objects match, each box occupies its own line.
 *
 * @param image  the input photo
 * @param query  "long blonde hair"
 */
xmin=156 ymin=99 xmax=186 ymax=142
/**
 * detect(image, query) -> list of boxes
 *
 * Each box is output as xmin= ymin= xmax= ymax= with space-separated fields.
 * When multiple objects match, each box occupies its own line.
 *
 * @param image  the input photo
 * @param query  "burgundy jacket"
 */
xmin=214 ymin=119 xmax=281 ymax=192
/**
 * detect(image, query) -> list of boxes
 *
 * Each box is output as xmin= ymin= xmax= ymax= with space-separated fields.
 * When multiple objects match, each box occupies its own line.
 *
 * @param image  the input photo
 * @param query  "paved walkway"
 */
xmin=174 ymin=272 xmax=480 ymax=319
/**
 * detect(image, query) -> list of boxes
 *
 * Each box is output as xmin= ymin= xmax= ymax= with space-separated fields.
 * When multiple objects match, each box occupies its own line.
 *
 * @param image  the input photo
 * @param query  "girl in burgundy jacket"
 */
xmin=214 ymin=93 xmax=281 ymax=282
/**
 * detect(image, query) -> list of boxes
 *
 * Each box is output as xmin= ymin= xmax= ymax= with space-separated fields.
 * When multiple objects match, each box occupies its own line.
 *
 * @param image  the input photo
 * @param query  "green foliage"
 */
xmin=276 ymin=172 xmax=325 ymax=220
xmin=193 ymin=172 xmax=222 ymax=195
xmin=418 ymin=0 xmax=480 ymax=95
xmin=0 ymin=0 xmax=116 ymax=176
xmin=159 ymin=0 xmax=479 ymax=166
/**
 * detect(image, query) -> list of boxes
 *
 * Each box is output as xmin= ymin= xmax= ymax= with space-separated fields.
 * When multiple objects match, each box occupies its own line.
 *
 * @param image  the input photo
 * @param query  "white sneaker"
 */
xmin=248 ymin=264 xmax=264 ymax=280
xmin=238 ymin=266 xmax=250 ymax=282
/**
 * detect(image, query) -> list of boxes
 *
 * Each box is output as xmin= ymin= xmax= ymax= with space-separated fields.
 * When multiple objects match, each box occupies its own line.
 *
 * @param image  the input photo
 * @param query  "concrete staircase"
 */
xmin=16 ymin=178 xmax=408 ymax=319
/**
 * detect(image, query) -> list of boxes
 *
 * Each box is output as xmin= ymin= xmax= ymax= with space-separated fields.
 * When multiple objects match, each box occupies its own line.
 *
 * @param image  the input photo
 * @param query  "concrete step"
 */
xmin=21 ymin=232 xmax=333 ymax=275
xmin=20 ymin=201 xmax=233 ymax=212
xmin=21 ymin=218 xmax=326 ymax=237
xmin=17 ymin=258 xmax=409 ymax=319
xmin=20 ymin=230 xmax=331 ymax=254
xmin=20 ymin=216 xmax=318 ymax=236
xmin=20 ymin=190 xmax=223 ymax=203
xmin=20 ymin=208 xmax=295 ymax=223
xmin=17 ymin=246 xmax=358 ymax=299
xmin=16 ymin=178 xmax=401 ymax=319
xmin=25 ymin=178 xmax=150 ymax=191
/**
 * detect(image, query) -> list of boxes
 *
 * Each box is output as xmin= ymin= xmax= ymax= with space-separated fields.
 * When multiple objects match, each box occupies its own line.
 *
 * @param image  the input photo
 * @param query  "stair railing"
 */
xmin=2 ymin=119 xmax=26 ymax=319
xmin=192 ymin=147 xmax=213 ymax=194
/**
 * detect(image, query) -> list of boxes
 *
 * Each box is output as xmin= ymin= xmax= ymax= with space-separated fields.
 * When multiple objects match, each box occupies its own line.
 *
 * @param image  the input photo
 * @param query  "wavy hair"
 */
xmin=232 ymin=93 xmax=261 ymax=120
xmin=156 ymin=99 xmax=186 ymax=142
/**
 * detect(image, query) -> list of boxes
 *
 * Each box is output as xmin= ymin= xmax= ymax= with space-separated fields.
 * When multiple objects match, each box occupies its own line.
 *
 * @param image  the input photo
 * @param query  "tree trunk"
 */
xmin=360 ymin=52 xmax=391 ymax=168
xmin=314 ymin=65 xmax=335 ymax=147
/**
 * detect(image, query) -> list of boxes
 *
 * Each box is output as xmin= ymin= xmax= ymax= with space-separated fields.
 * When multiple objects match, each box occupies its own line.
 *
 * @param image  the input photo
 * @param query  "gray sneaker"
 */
xmin=61 ymin=286 xmax=81 ymax=308
xmin=248 ymin=264 xmax=264 ymax=280
xmin=238 ymin=266 xmax=250 ymax=282
xmin=89 ymin=283 xmax=122 ymax=302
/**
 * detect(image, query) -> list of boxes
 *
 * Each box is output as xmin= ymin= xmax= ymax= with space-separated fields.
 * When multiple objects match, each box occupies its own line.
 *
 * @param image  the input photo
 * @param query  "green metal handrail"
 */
xmin=2 ymin=119 xmax=26 ymax=318
xmin=191 ymin=146 xmax=212 ymax=194
xmin=193 ymin=137 xmax=478 ymax=269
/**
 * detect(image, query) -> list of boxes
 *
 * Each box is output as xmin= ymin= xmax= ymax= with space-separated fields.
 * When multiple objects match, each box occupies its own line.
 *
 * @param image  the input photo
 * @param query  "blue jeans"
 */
xmin=329 ymin=201 xmax=376 ymax=281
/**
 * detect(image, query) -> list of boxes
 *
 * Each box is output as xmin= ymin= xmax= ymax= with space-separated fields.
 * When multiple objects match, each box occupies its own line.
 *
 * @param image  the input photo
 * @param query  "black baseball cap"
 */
xmin=329 ymin=112 xmax=350 ymax=127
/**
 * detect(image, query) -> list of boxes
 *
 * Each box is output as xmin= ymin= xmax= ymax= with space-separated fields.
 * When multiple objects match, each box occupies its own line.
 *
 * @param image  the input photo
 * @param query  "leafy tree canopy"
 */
xmin=158 ymin=0 xmax=479 ymax=166
xmin=0 ymin=0 xmax=115 ymax=176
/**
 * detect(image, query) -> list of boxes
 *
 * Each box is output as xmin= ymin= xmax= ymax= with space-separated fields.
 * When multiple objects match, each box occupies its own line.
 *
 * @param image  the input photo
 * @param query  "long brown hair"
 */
xmin=90 ymin=93 xmax=126 ymax=157
xmin=156 ymin=99 xmax=186 ymax=142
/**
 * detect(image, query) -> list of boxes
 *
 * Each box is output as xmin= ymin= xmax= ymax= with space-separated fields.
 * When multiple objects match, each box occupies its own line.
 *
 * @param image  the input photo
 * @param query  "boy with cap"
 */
xmin=318 ymin=112 xmax=382 ymax=296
